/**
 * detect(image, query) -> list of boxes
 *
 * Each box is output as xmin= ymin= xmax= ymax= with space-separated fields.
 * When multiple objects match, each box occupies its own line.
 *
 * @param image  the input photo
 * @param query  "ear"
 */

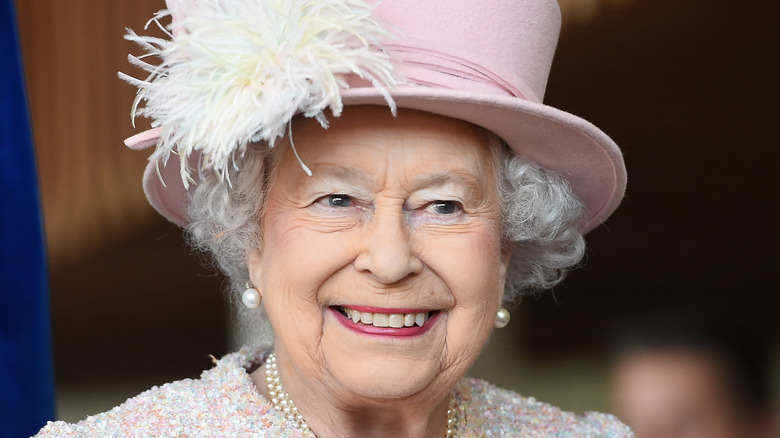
xmin=499 ymin=244 xmax=512 ymax=278
xmin=246 ymin=249 xmax=263 ymax=289
xmin=497 ymin=244 xmax=513 ymax=303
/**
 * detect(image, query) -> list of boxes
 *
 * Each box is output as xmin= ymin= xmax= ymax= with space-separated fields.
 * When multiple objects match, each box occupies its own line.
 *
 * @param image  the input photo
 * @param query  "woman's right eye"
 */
xmin=325 ymin=194 xmax=353 ymax=208
xmin=307 ymin=193 xmax=366 ymax=221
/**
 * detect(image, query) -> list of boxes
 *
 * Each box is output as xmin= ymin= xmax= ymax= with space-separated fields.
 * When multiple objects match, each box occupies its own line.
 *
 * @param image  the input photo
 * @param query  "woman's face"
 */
xmin=248 ymin=107 xmax=509 ymax=403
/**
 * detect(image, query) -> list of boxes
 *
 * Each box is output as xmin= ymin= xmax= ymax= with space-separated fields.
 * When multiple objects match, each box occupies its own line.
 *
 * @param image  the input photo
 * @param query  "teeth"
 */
xmin=343 ymin=308 xmax=430 ymax=328
xmin=388 ymin=314 xmax=404 ymax=328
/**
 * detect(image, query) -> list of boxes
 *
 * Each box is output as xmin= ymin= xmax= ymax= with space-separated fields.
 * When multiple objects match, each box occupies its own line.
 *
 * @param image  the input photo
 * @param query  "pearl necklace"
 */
xmin=265 ymin=353 xmax=459 ymax=437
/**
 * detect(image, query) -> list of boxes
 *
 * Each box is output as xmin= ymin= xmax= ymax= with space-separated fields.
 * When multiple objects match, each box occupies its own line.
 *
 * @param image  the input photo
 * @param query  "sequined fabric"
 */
xmin=35 ymin=347 xmax=633 ymax=437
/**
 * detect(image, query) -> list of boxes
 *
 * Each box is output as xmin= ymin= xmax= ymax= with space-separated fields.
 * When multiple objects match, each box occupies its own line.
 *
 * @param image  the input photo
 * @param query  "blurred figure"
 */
xmin=609 ymin=315 xmax=778 ymax=438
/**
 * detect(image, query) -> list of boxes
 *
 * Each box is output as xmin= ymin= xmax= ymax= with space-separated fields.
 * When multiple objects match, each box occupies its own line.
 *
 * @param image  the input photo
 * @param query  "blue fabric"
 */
xmin=0 ymin=0 xmax=56 ymax=436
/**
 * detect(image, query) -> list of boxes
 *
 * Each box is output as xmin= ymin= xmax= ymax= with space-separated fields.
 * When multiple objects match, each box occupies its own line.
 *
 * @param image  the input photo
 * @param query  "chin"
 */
xmin=327 ymin=354 xmax=445 ymax=400
xmin=316 ymin=311 xmax=468 ymax=401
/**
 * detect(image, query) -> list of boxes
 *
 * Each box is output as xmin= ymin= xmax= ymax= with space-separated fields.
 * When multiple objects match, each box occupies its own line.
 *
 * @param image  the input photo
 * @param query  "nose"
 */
xmin=353 ymin=208 xmax=423 ymax=284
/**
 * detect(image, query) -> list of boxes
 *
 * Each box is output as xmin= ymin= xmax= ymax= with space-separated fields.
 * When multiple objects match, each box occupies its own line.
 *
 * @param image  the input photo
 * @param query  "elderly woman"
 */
xmin=37 ymin=0 xmax=631 ymax=436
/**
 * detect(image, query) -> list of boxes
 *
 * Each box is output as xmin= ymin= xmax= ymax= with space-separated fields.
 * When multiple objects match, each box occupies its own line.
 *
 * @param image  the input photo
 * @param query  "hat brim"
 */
xmin=132 ymin=85 xmax=626 ymax=233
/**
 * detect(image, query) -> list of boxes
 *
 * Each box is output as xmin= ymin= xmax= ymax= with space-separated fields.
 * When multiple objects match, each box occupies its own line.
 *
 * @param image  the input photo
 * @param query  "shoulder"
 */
xmin=457 ymin=377 xmax=634 ymax=437
xmin=35 ymin=376 xmax=217 ymax=437
xmin=34 ymin=348 xmax=295 ymax=437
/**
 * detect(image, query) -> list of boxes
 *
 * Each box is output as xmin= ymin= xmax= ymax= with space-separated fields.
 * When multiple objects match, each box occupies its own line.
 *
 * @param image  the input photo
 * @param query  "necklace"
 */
xmin=265 ymin=353 xmax=459 ymax=437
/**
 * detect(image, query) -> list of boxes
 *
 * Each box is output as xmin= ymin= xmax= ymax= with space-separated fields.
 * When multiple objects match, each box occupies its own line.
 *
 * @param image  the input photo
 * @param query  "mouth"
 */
xmin=330 ymin=306 xmax=440 ymax=337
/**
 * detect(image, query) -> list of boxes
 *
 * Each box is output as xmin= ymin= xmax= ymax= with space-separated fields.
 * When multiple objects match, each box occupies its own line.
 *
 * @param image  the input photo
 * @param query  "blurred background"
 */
xmin=13 ymin=0 xmax=779 ymax=426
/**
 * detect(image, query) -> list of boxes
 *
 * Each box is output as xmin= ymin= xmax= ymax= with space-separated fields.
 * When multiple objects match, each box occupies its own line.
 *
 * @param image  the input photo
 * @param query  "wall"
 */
xmin=16 ymin=0 xmax=164 ymax=268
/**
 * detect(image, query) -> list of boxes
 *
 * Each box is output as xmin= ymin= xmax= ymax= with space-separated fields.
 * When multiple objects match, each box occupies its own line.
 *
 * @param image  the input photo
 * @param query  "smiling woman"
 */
xmin=36 ymin=0 xmax=631 ymax=436
xmin=249 ymin=109 xmax=506 ymax=418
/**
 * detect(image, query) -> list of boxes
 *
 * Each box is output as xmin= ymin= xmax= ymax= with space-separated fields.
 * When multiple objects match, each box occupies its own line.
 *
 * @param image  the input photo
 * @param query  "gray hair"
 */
xmin=186 ymin=133 xmax=585 ymax=345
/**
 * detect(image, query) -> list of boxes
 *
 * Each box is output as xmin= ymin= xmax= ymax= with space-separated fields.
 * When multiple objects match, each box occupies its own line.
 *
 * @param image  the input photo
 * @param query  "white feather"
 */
xmin=122 ymin=0 xmax=399 ymax=187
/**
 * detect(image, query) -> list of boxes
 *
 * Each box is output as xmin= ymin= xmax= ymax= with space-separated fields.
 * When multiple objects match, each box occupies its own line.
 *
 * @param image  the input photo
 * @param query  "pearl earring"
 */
xmin=494 ymin=307 xmax=510 ymax=328
xmin=241 ymin=283 xmax=262 ymax=309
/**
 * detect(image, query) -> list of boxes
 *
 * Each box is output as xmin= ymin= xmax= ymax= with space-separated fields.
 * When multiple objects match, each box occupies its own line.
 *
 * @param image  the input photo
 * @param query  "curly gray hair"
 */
xmin=186 ymin=131 xmax=585 ymax=345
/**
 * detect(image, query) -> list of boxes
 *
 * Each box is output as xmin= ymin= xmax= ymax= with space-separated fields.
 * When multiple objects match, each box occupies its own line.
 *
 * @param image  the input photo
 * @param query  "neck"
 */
xmin=251 ymin=352 xmax=457 ymax=438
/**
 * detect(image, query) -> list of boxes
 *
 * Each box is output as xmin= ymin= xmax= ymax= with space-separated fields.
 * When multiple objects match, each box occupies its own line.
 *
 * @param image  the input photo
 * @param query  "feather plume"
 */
xmin=120 ymin=0 xmax=399 ymax=187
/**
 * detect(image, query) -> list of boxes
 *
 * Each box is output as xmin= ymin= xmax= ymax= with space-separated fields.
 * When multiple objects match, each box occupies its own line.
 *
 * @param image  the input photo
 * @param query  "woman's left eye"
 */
xmin=428 ymin=201 xmax=462 ymax=215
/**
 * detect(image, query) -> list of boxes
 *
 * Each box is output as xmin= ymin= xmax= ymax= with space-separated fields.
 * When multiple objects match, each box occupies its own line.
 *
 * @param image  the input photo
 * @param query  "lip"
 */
xmin=329 ymin=307 xmax=440 ymax=338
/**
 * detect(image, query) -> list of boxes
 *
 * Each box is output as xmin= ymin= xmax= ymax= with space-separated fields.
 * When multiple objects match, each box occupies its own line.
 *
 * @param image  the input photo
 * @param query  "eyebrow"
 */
xmin=300 ymin=164 xmax=486 ymax=200
xmin=411 ymin=171 xmax=485 ymax=200
xmin=299 ymin=164 xmax=379 ymax=192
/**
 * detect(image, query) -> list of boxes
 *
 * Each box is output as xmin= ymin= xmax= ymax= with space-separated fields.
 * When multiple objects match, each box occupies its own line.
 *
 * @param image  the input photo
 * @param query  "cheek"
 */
xmin=259 ymin=206 xmax=360 ymax=319
xmin=424 ymin=228 xmax=503 ymax=298
xmin=422 ymin=227 xmax=503 ymax=324
xmin=263 ymin=206 xmax=356 ymax=273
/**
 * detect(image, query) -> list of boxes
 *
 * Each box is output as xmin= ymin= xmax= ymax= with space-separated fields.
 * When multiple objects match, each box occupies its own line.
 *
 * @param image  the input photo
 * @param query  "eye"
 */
xmin=308 ymin=193 xmax=367 ymax=222
xmin=326 ymin=194 xmax=353 ymax=208
xmin=428 ymin=200 xmax=461 ymax=215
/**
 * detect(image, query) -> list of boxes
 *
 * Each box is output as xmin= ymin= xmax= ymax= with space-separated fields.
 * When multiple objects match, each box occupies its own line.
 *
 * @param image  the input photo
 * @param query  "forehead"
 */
xmin=274 ymin=107 xmax=497 ymax=183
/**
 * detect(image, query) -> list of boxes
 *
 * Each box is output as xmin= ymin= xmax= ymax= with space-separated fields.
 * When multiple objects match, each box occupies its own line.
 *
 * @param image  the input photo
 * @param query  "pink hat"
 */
xmin=123 ymin=0 xmax=626 ymax=232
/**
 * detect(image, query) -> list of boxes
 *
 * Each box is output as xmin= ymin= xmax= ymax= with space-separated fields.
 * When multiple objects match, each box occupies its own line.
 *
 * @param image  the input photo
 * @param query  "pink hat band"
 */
xmin=384 ymin=45 xmax=535 ymax=102
xmin=126 ymin=0 xmax=626 ymax=232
